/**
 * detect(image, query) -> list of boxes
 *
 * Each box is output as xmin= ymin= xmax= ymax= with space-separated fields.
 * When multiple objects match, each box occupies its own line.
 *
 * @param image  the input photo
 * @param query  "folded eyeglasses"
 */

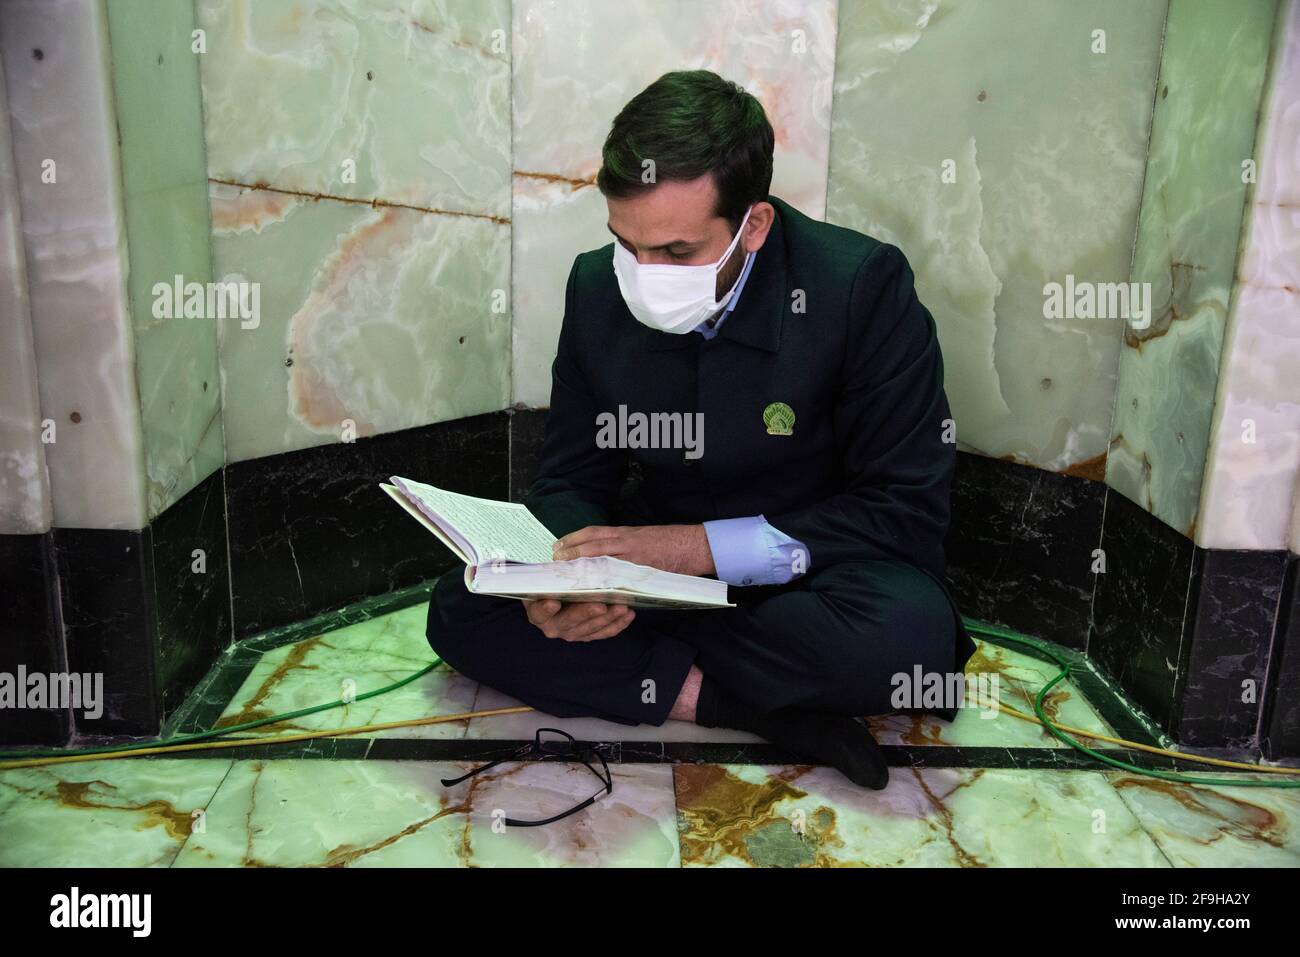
xmin=439 ymin=727 xmax=614 ymax=827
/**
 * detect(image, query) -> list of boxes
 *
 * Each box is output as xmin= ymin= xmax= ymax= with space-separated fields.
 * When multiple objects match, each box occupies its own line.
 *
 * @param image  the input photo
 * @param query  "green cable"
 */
xmin=0 ymin=660 xmax=442 ymax=760
xmin=3 ymin=617 xmax=1297 ymax=789
xmin=962 ymin=617 xmax=1300 ymax=789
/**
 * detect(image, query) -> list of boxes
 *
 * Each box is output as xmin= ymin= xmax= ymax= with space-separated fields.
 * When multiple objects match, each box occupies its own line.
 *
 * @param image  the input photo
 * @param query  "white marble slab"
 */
xmin=1199 ymin=0 xmax=1300 ymax=551
xmin=0 ymin=0 xmax=145 ymax=529
xmin=0 ymin=55 xmax=51 ymax=534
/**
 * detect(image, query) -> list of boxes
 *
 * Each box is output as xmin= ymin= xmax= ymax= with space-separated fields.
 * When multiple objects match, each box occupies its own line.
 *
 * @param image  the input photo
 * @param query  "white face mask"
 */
xmin=611 ymin=205 xmax=754 ymax=334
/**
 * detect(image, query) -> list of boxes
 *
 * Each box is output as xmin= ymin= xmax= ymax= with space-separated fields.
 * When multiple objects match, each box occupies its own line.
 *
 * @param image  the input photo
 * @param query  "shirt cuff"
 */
xmin=703 ymin=515 xmax=810 ymax=587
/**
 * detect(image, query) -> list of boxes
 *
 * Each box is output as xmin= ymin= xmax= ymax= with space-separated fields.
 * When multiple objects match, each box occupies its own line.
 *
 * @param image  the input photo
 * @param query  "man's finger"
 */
xmin=524 ymin=598 xmax=562 ymax=625
xmin=556 ymin=540 xmax=626 ymax=560
xmin=551 ymin=602 xmax=609 ymax=628
xmin=571 ymin=612 xmax=635 ymax=642
xmin=553 ymin=526 xmax=621 ymax=558
xmin=559 ymin=604 xmax=627 ymax=639
xmin=562 ymin=605 xmax=634 ymax=641
xmin=560 ymin=526 xmax=618 ymax=545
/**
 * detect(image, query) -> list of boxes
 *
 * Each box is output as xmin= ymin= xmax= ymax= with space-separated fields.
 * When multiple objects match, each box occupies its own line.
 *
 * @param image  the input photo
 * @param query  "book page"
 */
xmin=380 ymin=484 xmax=471 ymax=563
xmin=391 ymin=477 xmax=556 ymax=565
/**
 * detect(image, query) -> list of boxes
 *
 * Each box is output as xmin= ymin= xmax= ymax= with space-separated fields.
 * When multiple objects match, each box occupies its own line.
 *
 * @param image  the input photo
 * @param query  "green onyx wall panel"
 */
xmin=1107 ymin=0 xmax=1278 ymax=538
xmin=827 ymin=0 xmax=1167 ymax=474
xmin=195 ymin=0 xmax=512 ymax=463
xmin=106 ymin=0 xmax=224 ymax=520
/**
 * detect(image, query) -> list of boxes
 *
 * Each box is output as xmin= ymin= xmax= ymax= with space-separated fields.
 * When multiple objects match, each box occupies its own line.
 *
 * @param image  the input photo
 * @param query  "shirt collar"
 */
xmin=695 ymin=249 xmax=757 ymax=340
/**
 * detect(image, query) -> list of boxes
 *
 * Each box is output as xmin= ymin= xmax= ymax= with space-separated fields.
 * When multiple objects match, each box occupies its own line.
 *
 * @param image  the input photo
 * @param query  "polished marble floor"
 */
xmin=2 ymin=595 xmax=1297 ymax=867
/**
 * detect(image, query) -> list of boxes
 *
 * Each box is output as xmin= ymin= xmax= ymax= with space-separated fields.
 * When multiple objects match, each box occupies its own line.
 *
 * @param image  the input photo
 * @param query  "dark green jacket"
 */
xmin=526 ymin=195 xmax=974 ymax=666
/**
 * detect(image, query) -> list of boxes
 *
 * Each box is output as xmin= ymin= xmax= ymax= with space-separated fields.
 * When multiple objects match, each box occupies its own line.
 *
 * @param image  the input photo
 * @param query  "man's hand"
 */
xmin=552 ymin=524 xmax=716 ymax=576
xmin=523 ymin=599 xmax=635 ymax=642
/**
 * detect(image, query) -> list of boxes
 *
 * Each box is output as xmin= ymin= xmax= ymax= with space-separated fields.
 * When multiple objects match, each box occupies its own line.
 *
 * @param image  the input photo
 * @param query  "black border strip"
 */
xmin=129 ymin=738 xmax=1262 ymax=776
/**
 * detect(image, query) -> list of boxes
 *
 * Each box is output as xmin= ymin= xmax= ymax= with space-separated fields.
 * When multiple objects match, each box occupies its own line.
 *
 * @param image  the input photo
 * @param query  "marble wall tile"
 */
xmin=828 ymin=0 xmax=1166 ymax=472
xmin=1173 ymin=549 xmax=1289 ymax=752
xmin=224 ymin=413 xmax=508 ymax=638
xmin=195 ymin=0 xmax=513 ymax=463
xmin=104 ymin=0 xmax=224 ymax=520
xmin=1198 ymin=0 xmax=1300 ymax=551
xmin=39 ymin=468 xmax=231 ymax=739
xmin=1293 ymin=463 xmax=1300 ymax=555
xmin=52 ymin=526 xmax=160 ymax=736
xmin=0 ymin=0 xmax=145 ymax=529
xmin=1108 ymin=0 xmax=1278 ymax=540
xmin=0 ymin=55 xmax=50 ymax=535
xmin=197 ymin=0 xmax=511 ymax=216
xmin=508 ymin=407 xmax=548 ymax=503
xmin=1090 ymin=475 xmax=1300 ymax=757
xmin=210 ymin=200 xmax=510 ymax=463
xmin=1263 ymin=556 xmax=1300 ymax=759
xmin=1089 ymin=489 xmax=1196 ymax=734
xmin=945 ymin=451 xmax=1106 ymax=650
xmin=510 ymin=0 xmax=838 ymax=406
xmin=0 ymin=533 xmax=66 ymax=746
xmin=150 ymin=470 xmax=232 ymax=718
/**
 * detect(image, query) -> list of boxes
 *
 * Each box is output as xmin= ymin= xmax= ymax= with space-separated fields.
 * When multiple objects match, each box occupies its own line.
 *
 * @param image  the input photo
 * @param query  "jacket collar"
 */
xmin=643 ymin=196 xmax=786 ymax=353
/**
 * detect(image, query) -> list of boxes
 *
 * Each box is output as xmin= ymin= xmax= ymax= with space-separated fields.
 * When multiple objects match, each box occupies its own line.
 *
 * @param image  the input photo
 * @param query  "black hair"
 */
xmin=597 ymin=70 xmax=774 ymax=229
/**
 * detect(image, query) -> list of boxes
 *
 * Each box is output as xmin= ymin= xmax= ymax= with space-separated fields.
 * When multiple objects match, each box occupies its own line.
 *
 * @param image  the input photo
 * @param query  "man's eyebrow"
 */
xmin=606 ymin=223 xmax=699 ymax=251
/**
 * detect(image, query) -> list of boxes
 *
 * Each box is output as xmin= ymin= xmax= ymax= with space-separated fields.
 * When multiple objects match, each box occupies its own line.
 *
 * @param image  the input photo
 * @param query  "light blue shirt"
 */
xmin=694 ymin=250 xmax=810 ymax=587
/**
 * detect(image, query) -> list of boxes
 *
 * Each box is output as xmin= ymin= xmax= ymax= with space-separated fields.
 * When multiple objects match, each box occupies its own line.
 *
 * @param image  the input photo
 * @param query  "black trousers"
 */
xmin=426 ymin=559 xmax=972 ymax=727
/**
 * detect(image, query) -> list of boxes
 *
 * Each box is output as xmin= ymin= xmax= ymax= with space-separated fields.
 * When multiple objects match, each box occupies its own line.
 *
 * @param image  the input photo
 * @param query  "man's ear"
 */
xmin=742 ymin=201 xmax=776 ymax=254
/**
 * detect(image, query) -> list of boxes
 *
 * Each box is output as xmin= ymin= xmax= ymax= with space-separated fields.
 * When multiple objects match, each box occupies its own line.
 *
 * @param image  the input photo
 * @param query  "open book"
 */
xmin=382 ymin=476 xmax=733 ymax=610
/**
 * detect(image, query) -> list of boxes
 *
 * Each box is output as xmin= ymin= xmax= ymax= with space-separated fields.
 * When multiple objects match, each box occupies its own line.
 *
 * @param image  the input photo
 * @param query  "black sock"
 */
xmin=696 ymin=676 xmax=889 ymax=790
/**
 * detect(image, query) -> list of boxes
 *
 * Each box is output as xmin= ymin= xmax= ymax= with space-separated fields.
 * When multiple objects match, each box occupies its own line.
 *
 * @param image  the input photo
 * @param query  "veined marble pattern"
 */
xmin=0 ymin=759 xmax=231 ymax=867
xmin=1198 ymin=0 xmax=1300 ymax=551
xmin=866 ymin=638 xmax=1118 ymax=749
xmin=0 ymin=55 xmax=51 ymax=534
xmin=1106 ymin=771 xmax=1300 ymax=867
xmin=827 ymin=0 xmax=1167 ymax=473
xmin=7 ymin=757 xmax=1296 ymax=867
xmin=0 ymin=0 xmax=145 ymax=529
xmin=213 ymin=603 xmax=479 ymax=739
xmin=212 ymin=600 xmax=1113 ymax=748
xmin=173 ymin=759 xmax=679 ymax=867
xmin=105 ymin=0 xmax=225 ymax=520
xmin=1108 ymin=0 xmax=1278 ymax=539
xmin=674 ymin=764 xmax=1170 ymax=867
xmin=197 ymin=0 xmax=510 ymax=216
xmin=510 ymin=0 xmax=839 ymax=406
xmin=195 ymin=0 xmax=512 ymax=463
xmin=214 ymin=601 xmax=760 ymax=742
